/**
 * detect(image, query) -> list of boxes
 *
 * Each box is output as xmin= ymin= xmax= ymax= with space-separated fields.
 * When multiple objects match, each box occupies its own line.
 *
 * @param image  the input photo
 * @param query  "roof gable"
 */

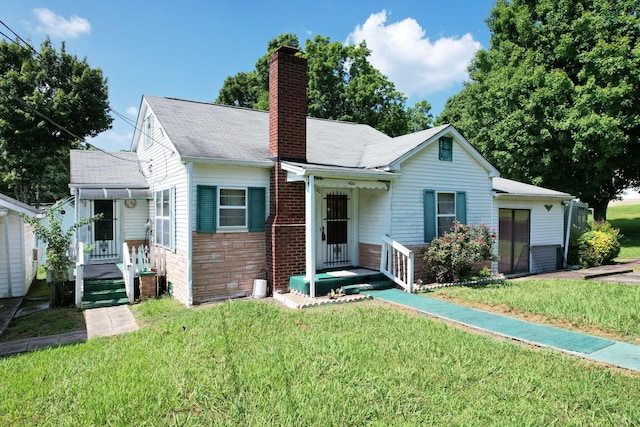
xmin=0 ymin=193 xmax=40 ymax=216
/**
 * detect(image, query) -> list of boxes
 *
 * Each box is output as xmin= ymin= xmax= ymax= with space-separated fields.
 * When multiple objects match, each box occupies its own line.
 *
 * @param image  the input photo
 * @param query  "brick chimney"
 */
xmin=266 ymin=46 xmax=308 ymax=293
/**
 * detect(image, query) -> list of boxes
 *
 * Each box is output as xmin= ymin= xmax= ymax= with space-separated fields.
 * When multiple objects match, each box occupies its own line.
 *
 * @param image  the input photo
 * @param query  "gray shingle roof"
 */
xmin=493 ymin=177 xmax=572 ymax=199
xmin=0 ymin=192 xmax=40 ymax=215
xmin=69 ymin=150 xmax=148 ymax=187
xmin=144 ymin=96 xmax=393 ymax=167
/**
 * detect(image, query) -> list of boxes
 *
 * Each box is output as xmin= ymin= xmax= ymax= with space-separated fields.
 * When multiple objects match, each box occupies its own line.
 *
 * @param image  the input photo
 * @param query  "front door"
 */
xmin=321 ymin=190 xmax=351 ymax=268
xmin=90 ymin=200 xmax=120 ymax=262
xmin=498 ymin=208 xmax=530 ymax=274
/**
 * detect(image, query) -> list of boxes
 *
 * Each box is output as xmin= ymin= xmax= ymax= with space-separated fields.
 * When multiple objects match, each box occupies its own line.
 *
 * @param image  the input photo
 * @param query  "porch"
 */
xmin=288 ymin=267 xmax=394 ymax=297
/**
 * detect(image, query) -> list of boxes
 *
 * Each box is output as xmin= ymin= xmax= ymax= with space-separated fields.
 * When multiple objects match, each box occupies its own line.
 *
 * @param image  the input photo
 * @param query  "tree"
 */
xmin=407 ymin=100 xmax=434 ymax=132
xmin=22 ymin=203 xmax=101 ymax=307
xmin=0 ymin=38 xmax=112 ymax=207
xmin=438 ymin=0 xmax=640 ymax=220
xmin=216 ymin=34 xmax=422 ymax=137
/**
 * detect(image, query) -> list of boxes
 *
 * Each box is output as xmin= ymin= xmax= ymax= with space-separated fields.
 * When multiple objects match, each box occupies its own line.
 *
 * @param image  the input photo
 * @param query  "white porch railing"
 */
xmin=123 ymin=243 xmax=167 ymax=298
xmin=75 ymin=242 xmax=85 ymax=307
xmin=380 ymin=235 xmax=415 ymax=293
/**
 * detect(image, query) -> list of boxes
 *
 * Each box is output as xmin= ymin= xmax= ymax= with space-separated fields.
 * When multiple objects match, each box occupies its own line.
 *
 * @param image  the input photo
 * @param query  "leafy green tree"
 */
xmin=216 ymin=33 xmax=420 ymax=137
xmin=407 ymin=100 xmax=434 ymax=132
xmin=22 ymin=203 xmax=101 ymax=307
xmin=438 ymin=0 xmax=640 ymax=220
xmin=0 ymin=38 xmax=112 ymax=207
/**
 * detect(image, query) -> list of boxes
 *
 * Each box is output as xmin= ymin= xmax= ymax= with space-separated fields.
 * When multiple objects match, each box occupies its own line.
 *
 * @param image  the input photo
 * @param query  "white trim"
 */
xmin=187 ymin=162 xmax=193 ymax=306
xmin=305 ymin=175 xmax=316 ymax=298
xmin=181 ymin=157 xmax=274 ymax=168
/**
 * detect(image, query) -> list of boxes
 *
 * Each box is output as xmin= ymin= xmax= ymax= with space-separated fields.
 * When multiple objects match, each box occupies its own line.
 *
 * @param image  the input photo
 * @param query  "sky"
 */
xmin=1 ymin=1 xmax=496 ymax=152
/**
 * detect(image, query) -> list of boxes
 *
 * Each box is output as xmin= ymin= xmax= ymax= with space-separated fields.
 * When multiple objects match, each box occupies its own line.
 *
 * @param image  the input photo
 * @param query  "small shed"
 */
xmin=0 ymin=193 xmax=41 ymax=298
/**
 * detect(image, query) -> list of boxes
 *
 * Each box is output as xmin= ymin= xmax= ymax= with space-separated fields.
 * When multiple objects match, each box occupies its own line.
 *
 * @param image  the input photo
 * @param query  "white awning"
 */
xmin=77 ymin=188 xmax=151 ymax=200
xmin=314 ymin=178 xmax=389 ymax=190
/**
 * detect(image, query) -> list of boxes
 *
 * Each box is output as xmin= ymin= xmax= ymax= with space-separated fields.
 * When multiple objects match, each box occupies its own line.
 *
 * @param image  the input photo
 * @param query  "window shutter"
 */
xmin=423 ymin=189 xmax=436 ymax=242
xmin=196 ymin=185 xmax=217 ymax=233
xmin=456 ymin=191 xmax=467 ymax=224
xmin=248 ymin=187 xmax=266 ymax=232
xmin=171 ymin=187 xmax=176 ymax=252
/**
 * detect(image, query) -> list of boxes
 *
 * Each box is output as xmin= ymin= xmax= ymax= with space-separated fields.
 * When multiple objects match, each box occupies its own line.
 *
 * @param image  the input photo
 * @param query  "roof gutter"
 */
xmin=180 ymin=157 xmax=274 ymax=168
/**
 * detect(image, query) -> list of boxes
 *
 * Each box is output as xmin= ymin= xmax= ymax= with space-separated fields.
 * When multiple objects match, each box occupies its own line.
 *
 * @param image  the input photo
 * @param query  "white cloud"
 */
xmin=32 ymin=8 xmax=91 ymax=38
xmin=346 ymin=10 xmax=481 ymax=98
xmin=126 ymin=106 xmax=138 ymax=116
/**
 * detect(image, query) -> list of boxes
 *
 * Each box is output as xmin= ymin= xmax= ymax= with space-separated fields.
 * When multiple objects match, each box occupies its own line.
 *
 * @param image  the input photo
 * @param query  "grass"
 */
xmin=429 ymin=279 xmax=640 ymax=344
xmin=607 ymin=203 xmax=640 ymax=259
xmin=2 ymin=296 xmax=640 ymax=425
xmin=0 ymin=276 xmax=85 ymax=343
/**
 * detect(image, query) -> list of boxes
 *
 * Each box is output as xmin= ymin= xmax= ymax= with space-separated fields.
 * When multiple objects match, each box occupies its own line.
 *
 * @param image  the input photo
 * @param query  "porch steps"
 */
xmin=289 ymin=269 xmax=395 ymax=296
xmin=81 ymin=278 xmax=129 ymax=309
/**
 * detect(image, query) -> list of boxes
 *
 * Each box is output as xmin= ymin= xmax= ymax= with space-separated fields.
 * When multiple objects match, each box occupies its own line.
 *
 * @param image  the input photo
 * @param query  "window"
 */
xmin=423 ymin=190 xmax=467 ymax=242
xmin=437 ymin=193 xmax=456 ymax=236
xmin=219 ymin=188 xmax=247 ymax=228
xmin=439 ymin=136 xmax=453 ymax=161
xmin=155 ymin=188 xmax=173 ymax=248
xmin=197 ymin=186 xmax=266 ymax=233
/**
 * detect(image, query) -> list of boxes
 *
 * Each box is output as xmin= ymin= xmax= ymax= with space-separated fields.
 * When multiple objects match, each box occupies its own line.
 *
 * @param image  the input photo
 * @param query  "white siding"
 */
xmin=0 ymin=212 xmax=29 ymax=297
xmin=135 ymin=107 xmax=190 ymax=304
xmin=123 ymin=200 xmax=150 ymax=240
xmin=390 ymin=138 xmax=494 ymax=246
xmin=358 ymin=188 xmax=391 ymax=244
xmin=22 ymin=221 xmax=37 ymax=295
xmin=191 ymin=164 xmax=271 ymax=230
xmin=495 ymin=199 xmax=566 ymax=247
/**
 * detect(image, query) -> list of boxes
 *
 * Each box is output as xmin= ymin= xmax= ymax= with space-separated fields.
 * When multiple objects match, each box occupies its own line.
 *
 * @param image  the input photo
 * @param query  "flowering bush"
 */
xmin=424 ymin=222 xmax=497 ymax=283
xmin=577 ymin=221 xmax=621 ymax=267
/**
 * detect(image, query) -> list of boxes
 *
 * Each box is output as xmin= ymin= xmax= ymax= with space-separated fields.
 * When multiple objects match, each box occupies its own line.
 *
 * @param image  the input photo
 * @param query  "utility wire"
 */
xmin=0 ymin=20 xmax=175 ymax=158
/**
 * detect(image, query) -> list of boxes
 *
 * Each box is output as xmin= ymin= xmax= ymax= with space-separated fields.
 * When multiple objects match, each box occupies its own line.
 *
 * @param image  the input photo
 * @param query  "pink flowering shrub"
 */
xmin=424 ymin=222 xmax=497 ymax=283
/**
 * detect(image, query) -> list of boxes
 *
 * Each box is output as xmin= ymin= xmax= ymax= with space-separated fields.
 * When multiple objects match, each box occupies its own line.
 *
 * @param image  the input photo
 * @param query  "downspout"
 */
xmin=187 ymin=162 xmax=193 ymax=306
xmin=563 ymin=199 xmax=574 ymax=268
xmin=490 ymin=191 xmax=498 ymax=275
xmin=305 ymin=175 xmax=316 ymax=298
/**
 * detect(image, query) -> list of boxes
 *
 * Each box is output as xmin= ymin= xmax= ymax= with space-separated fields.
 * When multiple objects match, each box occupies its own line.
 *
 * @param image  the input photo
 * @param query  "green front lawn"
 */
xmin=429 ymin=279 xmax=640 ymax=344
xmin=608 ymin=204 xmax=640 ymax=259
xmin=2 ymin=294 xmax=640 ymax=425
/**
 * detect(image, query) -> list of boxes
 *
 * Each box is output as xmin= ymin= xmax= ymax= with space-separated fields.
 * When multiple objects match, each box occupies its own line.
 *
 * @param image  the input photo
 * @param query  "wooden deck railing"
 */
xmin=380 ymin=235 xmax=415 ymax=293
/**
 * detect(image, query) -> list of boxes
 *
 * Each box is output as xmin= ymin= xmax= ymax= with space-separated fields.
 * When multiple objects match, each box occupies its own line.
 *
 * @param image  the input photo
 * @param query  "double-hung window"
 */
xmin=423 ymin=190 xmax=467 ymax=242
xmin=219 ymin=188 xmax=247 ymax=229
xmin=155 ymin=188 xmax=173 ymax=249
xmin=437 ymin=192 xmax=456 ymax=237
xmin=197 ymin=185 xmax=266 ymax=233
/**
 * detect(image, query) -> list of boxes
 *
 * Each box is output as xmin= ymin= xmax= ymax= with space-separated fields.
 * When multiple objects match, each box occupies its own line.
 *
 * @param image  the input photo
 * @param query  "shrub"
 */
xmin=424 ymin=222 xmax=497 ymax=283
xmin=577 ymin=220 xmax=621 ymax=267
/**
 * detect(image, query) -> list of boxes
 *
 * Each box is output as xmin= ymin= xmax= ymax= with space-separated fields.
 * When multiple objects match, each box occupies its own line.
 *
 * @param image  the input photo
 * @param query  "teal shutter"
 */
xmin=456 ymin=191 xmax=467 ymax=224
xmin=439 ymin=137 xmax=453 ymax=161
xmin=248 ymin=187 xmax=266 ymax=232
xmin=196 ymin=185 xmax=217 ymax=233
xmin=171 ymin=187 xmax=176 ymax=252
xmin=423 ymin=189 xmax=436 ymax=242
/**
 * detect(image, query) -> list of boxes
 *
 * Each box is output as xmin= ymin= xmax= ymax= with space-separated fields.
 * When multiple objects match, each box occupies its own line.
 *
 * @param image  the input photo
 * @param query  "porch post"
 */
xmin=306 ymin=175 xmax=316 ymax=298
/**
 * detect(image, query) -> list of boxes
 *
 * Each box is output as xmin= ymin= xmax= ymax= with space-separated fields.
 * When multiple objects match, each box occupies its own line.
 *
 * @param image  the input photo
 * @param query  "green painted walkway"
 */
xmin=364 ymin=288 xmax=640 ymax=372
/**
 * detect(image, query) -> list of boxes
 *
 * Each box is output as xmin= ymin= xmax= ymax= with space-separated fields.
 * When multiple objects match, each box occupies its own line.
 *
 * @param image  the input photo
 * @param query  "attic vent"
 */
xmin=439 ymin=137 xmax=453 ymax=162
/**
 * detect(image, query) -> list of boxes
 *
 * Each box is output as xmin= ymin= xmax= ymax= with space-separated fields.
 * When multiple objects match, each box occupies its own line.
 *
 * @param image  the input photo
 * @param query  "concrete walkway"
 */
xmin=364 ymin=288 xmax=640 ymax=372
xmin=0 ymin=305 xmax=138 ymax=357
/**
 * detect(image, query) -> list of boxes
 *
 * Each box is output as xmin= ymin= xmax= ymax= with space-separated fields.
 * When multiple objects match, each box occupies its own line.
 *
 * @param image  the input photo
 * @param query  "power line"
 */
xmin=0 ymin=20 xmax=175 ymax=158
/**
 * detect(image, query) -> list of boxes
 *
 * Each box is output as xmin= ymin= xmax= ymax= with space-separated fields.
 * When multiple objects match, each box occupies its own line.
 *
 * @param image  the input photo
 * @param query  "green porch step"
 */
xmin=289 ymin=270 xmax=394 ymax=296
xmin=82 ymin=278 xmax=129 ymax=309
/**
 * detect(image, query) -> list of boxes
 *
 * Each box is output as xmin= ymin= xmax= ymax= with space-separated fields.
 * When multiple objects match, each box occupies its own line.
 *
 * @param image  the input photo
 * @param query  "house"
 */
xmin=0 ymin=193 xmax=41 ymax=298
xmin=70 ymin=46 xmax=574 ymax=306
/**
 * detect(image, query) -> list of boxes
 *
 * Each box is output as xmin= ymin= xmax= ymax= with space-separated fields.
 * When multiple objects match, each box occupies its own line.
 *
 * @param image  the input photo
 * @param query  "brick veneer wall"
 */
xmin=191 ymin=231 xmax=266 ymax=304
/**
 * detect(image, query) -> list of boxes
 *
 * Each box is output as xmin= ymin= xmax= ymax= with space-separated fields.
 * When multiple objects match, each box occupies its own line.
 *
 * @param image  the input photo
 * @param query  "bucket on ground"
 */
xmin=253 ymin=279 xmax=267 ymax=298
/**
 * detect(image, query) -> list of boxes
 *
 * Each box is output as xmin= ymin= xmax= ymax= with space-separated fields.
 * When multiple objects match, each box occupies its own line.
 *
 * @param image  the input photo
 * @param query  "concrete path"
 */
xmin=0 ymin=305 xmax=138 ymax=357
xmin=364 ymin=288 xmax=640 ymax=373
